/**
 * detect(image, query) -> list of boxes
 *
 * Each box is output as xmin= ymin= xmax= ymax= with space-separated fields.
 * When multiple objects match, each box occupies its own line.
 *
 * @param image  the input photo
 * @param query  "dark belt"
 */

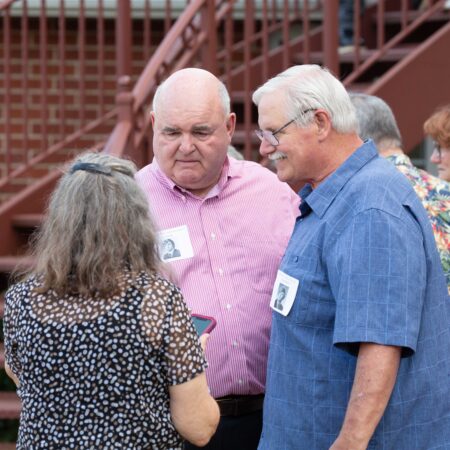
xmin=216 ymin=394 xmax=264 ymax=417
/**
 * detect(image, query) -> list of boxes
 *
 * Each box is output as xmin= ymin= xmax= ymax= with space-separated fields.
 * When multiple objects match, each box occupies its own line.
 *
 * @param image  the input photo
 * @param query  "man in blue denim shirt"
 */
xmin=252 ymin=65 xmax=450 ymax=449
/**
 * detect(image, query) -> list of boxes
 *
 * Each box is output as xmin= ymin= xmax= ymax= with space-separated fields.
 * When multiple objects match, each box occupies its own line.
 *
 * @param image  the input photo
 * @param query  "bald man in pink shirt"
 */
xmin=136 ymin=68 xmax=299 ymax=450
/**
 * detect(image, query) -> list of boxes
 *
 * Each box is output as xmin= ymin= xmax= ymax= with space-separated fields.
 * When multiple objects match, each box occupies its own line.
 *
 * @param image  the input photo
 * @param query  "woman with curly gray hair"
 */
xmin=3 ymin=152 xmax=219 ymax=449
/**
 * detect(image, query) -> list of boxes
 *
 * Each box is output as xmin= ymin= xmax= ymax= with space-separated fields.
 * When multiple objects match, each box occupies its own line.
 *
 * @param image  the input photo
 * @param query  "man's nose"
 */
xmin=179 ymin=134 xmax=195 ymax=153
xmin=259 ymin=139 xmax=275 ymax=157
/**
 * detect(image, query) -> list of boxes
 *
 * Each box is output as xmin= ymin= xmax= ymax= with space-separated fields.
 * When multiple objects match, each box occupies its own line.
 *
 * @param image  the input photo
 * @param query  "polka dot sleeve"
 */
xmin=161 ymin=287 xmax=207 ymax=386
xmin=3 ymin=282 xmax=26 ymax=379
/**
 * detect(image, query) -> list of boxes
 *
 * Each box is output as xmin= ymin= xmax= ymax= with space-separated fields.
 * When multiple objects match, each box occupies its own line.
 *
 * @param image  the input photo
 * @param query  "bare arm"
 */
xmin=330 ymin=343 xmax=401 ymax=450
xmin=4 ymin=361 xmax=20 ymax=388
xmin=169 ymin=372 xmax=219 ymax=447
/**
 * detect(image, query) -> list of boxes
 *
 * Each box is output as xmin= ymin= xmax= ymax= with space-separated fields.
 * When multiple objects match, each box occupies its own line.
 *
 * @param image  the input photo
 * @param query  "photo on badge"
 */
xmin=270 ymin=270 xmax=299 ymax=316
xmin=157 ymin=225 xmax=194 ymax=262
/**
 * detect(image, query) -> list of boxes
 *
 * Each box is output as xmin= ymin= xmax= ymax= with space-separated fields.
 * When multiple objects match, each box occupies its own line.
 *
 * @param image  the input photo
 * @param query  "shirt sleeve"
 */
xmin=159 ymin=287 xmax=207 ymax=386
xmin=3 ymin=283 xmax=24 ymax=379
xmin=330 ymin=208 xmax=426 ymax=356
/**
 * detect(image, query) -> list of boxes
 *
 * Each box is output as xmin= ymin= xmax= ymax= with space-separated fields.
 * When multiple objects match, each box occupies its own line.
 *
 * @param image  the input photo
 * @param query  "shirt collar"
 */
xmin=386 ymin=152 xmax=413 ymax=168
xmin=150 ymin=156 xmax=237 ymax=200
xmin=301 ymin=140 xmax=378 ymax=218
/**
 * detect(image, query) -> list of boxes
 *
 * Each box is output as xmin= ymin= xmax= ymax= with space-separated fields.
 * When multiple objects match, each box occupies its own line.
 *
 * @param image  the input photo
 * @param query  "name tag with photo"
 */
xmin=158 ymin=225 xmax=194 ymax=262
xmin=270 ymin=270 xmax=299 ymax=316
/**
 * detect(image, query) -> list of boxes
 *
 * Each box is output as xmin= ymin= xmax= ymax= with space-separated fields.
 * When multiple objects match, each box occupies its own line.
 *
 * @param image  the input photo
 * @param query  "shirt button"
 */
xmin=218 ymin=268 xmax=224 ymax=276
xmin=238 ymin=379 xmax=243 ymax=385
xmin=211 ymin=232 xmax=216 ymax=240
xmin=226 ymin=304 xmax=232 ymax=310
xmin=232 ymin=341 xmax=239 ymax=347
xmin=294 ymin=256 xmax=299 ymax=262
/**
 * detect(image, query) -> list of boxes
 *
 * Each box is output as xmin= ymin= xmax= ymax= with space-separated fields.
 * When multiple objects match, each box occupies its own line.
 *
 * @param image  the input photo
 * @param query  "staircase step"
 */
xmin=381 ymin=9 xmax=450 ymax=24
xmin=0 ymin=257 xmax=34 ymax=273
xmin=294 ymin=45 xmax=414 ymax=65
xmin=346 ymin=82 xmax=371 ymax=92
xmin=0 ymin=392 xmax=21 ymax=419
xmin=11 ymin=214 xmax=43 ymax=230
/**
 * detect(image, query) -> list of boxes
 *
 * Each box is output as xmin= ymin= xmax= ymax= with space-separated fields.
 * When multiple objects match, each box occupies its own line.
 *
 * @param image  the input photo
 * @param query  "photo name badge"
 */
xmin=270 ymin=270 xmax=299 ymax=316
xmin=157 ymin=225 xmax=194 ymax=262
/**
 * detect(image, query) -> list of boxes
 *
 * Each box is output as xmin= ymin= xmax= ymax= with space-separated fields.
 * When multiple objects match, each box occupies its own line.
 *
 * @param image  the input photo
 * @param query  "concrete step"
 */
xmin=0 ymin=392 xmax=21 ymax=419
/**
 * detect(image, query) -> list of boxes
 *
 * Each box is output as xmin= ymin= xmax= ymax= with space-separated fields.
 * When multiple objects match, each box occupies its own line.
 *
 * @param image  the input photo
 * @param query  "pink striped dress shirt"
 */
xmin=136 ymin=157 xmax=299 ymax=398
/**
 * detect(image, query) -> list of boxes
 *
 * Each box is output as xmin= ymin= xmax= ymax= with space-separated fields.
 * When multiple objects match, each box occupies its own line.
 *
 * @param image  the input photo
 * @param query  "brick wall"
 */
xmin=0 ymin=16 xmax=163 ymax=179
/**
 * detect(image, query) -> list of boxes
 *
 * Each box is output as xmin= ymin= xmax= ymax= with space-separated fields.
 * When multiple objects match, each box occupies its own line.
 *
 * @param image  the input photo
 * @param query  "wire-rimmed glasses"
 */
xmin=255 ymin=109 xmax=316 ymax=146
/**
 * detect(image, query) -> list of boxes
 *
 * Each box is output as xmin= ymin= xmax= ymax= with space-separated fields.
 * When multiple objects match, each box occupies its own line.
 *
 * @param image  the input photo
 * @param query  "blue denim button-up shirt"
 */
xmin=259 ymin=140 xmax=450 ymax=450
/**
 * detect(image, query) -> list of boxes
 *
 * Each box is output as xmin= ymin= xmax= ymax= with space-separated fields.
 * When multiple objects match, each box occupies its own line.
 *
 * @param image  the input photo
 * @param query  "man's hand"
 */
xmin=330 ymin=433 xmax=367 ymax=450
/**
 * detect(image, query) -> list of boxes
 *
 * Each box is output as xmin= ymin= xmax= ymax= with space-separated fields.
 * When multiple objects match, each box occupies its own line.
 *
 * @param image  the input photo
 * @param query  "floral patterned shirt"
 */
xmin=387 ymin=153 xmax=450 ymax=292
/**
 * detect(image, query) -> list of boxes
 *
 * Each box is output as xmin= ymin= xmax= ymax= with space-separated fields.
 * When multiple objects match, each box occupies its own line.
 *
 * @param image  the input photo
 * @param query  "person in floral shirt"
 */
xmin=351 ymin=93 xmax=450 ymax=292
xmin=424 ymin=105 xmax=450 ymax=182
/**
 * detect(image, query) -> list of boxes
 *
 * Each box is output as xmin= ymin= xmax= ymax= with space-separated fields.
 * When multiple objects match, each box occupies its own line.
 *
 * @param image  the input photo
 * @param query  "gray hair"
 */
xmin=252 ymin=65 xmax=358 ymax=133
xmin=350 ymin=93 xmax=402 ymax=151
xmin=30 ymin=152 xmax=160 ymax=297
xmin=152 ymin=70 xmax=231 ymax=116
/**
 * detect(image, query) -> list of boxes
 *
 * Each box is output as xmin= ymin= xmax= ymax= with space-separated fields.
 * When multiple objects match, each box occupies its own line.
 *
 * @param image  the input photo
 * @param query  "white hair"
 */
xmin=252 ymin=64 xmax=358 ymax=133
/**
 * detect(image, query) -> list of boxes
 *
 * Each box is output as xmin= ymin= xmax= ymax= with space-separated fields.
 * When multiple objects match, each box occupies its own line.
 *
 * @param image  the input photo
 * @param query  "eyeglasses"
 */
xmin=255 ymin=109 xmax=316 ymax=146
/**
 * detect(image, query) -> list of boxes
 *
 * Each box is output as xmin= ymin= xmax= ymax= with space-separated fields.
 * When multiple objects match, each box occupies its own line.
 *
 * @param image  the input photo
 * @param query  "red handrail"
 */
xmin=105 ymin=0 xmax=325 ymax=160
xmin=1 ymin=0 xmax=448 ymax=193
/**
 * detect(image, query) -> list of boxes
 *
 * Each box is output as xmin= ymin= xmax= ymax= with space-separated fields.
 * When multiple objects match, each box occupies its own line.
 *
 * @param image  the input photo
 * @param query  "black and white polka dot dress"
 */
xmin=4 ymin=271 xmax=207 ymax=449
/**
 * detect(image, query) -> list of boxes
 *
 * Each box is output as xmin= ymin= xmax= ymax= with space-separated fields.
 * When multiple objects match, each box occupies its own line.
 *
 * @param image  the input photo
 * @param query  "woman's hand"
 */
xmin=199 ymin=333 xmax=210 ymax=353
xmin=4 ymin=361 xmax=20 ymax=388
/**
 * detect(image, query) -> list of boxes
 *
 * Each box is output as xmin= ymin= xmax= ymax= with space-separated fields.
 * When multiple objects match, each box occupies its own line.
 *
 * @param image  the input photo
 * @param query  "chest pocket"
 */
xmin=282 ymin=252 xmax=335 ymax=328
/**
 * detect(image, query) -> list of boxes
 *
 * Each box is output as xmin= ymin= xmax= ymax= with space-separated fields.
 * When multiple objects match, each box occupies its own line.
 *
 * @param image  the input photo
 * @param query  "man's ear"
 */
xmin=150 ymin=111 xmax=156 ymax=130
xmin=226 ymin=113 xmax=237 ymax=138
xmin=315 ymin=110 xmax=332 ymax=141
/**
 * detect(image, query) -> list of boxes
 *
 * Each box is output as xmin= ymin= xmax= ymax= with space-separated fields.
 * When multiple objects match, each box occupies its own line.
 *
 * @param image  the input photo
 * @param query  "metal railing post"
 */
xmin=116 ymin=0 xmax=132 ymax=78
xmin=104 ymin=76 xmax=136 ymax=158
xmin=323 ymin=0 xmax=339 ymax=77
xmin=201 ymin=0 xmax=218 ymax=74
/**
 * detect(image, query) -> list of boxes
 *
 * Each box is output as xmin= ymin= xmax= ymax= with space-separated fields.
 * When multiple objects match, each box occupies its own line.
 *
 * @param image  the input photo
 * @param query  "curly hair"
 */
xmin=29 ymin=152 xmax=161 ymax=297
xmin=423 ymin=105 xmax=450 ymax=148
